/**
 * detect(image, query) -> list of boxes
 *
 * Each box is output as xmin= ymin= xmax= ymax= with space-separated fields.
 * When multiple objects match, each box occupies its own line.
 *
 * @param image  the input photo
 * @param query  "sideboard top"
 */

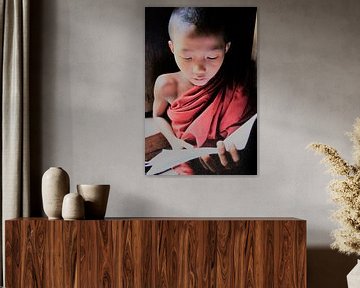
xmin=6 ymin=217 xmax=306 ymax=222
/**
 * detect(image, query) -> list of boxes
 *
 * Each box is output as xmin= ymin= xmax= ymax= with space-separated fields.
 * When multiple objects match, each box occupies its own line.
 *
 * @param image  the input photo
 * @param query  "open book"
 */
xmin=146 ymin=113 xmax=257 ymax=175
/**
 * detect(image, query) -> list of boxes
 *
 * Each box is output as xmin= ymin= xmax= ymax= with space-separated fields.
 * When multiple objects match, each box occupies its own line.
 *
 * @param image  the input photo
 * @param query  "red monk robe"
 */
xmin=167 ymin=74 xmax=251 ymax=174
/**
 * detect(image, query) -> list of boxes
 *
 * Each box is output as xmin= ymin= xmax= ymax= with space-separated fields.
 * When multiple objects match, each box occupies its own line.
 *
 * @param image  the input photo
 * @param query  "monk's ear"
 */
xmin=168 ymin=40 xmax=174 ymax=54
xmin=225 ymin=42 xmax=231 ymax=53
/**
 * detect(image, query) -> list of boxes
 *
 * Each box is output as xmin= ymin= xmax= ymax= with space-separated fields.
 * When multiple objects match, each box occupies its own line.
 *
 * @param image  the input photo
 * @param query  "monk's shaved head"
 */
xmin=168 ymin=8 xmax=227 ymax=42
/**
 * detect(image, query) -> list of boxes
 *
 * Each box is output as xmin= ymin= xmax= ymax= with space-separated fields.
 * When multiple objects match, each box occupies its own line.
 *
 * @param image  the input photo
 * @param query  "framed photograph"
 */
xmin=145 ymin=7 xmax=257 ymax=175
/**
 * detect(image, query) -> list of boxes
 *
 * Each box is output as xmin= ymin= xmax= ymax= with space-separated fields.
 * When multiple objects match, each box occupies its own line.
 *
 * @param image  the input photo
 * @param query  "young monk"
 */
xmin=153 ymin=7 xmax=254 ymax=174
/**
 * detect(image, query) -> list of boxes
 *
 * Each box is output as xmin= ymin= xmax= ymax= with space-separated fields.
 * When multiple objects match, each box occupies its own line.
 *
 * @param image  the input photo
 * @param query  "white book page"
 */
xmin=146 ymin=113 xmax=257 ymax=175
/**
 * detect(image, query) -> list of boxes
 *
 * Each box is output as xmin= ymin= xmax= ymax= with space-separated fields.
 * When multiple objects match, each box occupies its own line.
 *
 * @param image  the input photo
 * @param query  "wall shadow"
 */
xmin=29 ymin=0 xmax=46 ymax=216
xmin=308 ymin=248 xmax=357 ymax=288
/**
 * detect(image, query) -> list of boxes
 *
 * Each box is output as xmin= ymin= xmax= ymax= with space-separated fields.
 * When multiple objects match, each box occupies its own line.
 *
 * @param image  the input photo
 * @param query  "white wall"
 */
xmin=35 ymin=0 xmax=360 ymax=248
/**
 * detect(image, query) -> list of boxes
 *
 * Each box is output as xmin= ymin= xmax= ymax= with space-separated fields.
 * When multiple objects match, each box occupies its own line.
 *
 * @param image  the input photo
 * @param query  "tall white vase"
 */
xmin=42 ymin=167 xmax=70 ymax=219
xmin=347 ymin=259 xmax=360 ymax=288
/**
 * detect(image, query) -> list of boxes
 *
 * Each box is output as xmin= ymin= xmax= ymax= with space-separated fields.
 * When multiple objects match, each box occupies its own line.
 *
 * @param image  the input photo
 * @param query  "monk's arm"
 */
xmin=153 ymin=75 xmax=193 ymax=150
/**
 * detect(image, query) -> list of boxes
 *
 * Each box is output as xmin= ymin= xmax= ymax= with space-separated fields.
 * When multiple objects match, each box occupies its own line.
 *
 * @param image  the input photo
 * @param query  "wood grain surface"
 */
xmin=5 ymin=218 xmax=306 ymax=287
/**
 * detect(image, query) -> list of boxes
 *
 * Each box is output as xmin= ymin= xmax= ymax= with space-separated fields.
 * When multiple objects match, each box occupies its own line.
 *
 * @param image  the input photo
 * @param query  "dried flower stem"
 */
xmin=308 ymin=118 xmax=360 ymax=256
xmin=349 ymin=118 xmax=360 ymax=166
xmin=307 ymin=143 xmax=356 ymax=176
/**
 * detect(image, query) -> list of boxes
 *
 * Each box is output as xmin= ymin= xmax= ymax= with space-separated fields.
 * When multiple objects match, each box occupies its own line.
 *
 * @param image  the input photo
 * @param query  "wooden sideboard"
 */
xmin=5 ymin=218 xmax=306 ymax=287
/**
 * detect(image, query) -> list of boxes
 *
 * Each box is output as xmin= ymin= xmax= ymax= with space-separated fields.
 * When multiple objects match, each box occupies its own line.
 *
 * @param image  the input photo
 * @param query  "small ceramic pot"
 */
xmin=77 ymin=184 xmax=110 ymax=219
xmin=62 ymin=192 xmax=85 ymax=220
xmin=42 ymin=167 xmax=70 ymax=219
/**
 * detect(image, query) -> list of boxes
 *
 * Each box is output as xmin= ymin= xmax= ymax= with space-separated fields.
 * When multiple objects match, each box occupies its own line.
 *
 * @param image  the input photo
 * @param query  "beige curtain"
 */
xmin=0 ymin=0 xmax=30 ymax=284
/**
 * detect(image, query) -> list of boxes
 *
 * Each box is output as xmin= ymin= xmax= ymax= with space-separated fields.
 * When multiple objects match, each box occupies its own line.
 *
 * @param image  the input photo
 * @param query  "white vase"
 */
xmin=347 ymin=259 xmax=360 ymax=288
xmin=42 ymin=167 xmax=70 ymax=219
xmin=62 ymin=192 xmax=84 ymax=220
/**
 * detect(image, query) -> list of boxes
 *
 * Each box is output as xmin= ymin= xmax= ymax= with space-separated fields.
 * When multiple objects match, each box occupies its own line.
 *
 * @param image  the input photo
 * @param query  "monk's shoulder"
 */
xmin=154 ymin=73 xmax=178 ymax=99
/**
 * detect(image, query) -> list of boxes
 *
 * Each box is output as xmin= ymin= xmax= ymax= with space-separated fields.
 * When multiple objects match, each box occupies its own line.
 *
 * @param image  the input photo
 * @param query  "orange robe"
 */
xmin=168 ymin=75 xmax=250 ymax=147
xmin=167 ymin=75 xmax=251 ymax=174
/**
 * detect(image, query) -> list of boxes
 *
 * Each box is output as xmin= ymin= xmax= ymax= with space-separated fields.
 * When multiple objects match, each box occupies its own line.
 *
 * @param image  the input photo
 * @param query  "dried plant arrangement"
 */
xmin=308 ymin=118 xmax=360 ymax=256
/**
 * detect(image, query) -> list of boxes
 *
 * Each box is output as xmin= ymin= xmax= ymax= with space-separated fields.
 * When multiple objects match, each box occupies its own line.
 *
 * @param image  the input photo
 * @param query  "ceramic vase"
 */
xmin=62 ymin=192 xmax=85 ymax=220
xmin=42 ymin=167 xmax=70 ymax=219
xmin=347 ymin=259 xmax=360 ymax=287
xmin=77 ymin=184 xmax=110 ymax=219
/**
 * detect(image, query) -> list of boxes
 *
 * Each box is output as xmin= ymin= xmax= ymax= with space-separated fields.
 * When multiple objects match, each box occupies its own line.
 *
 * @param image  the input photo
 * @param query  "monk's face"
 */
xmin=169 ymin=25 xmax=230 ymax=86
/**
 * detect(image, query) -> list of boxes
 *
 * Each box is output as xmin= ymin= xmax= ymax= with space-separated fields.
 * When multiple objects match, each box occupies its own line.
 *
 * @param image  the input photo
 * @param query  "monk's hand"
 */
xmin=199 ymin=141 xmax=240 ymax=173
xmin=170 ymin=138 xmax=194 ymax=150
xmin=217 ymin=141 xmax=240 ymax=168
